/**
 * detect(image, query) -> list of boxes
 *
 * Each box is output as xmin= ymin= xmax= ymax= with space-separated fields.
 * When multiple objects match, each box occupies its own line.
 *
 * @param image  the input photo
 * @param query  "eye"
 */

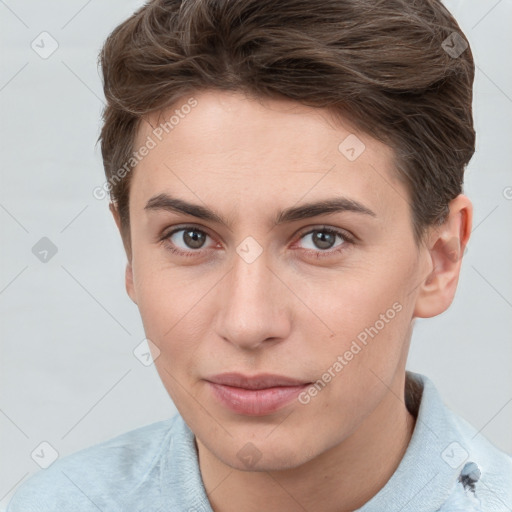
xmin=160 ymin=224 xmax=354 ymax=259
xmin=161 ymin=226 xmax=215 ymax=256
xmin=295 ymin=226 xmax=352 ymax=257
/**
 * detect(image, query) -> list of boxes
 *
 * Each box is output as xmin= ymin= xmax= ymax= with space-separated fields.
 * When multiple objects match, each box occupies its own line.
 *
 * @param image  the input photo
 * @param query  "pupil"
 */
xmin=314 ymin=231 xmax=334 ymax=250
xmin=184 ymin=229 xmax=205 ymax=249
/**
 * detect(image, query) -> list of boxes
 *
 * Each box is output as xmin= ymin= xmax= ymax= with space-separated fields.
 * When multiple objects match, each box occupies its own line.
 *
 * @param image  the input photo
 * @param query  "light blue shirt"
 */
xmin=7 ymin=372 xmax=512 ymax=511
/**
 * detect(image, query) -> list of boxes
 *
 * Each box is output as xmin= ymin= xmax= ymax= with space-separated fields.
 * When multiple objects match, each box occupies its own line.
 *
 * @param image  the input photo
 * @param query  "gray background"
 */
xmin=1 ymin=0 xmax=511 ymax=508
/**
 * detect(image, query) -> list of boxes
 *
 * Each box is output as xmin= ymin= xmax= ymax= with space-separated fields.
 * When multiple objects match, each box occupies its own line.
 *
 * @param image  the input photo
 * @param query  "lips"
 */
xmin=205 ymin=372 xmax=311 ymax=416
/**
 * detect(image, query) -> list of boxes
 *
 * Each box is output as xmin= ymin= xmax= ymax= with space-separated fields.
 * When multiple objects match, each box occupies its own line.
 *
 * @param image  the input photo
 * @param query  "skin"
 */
xmin=111 ymin=90 xmax=472 ymax=511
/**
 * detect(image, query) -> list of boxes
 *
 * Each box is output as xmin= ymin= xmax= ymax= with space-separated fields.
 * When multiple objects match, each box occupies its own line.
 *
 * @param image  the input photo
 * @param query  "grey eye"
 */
xmin=170 ymin=228 xmax=209 ymax=250
xmin=299 ymin=229 xmax=345 ymax=251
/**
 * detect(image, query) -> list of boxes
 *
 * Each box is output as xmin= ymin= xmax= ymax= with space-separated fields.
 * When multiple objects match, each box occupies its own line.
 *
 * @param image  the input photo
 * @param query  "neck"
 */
xmin=197 ymin=372 xmax=417 ymax=512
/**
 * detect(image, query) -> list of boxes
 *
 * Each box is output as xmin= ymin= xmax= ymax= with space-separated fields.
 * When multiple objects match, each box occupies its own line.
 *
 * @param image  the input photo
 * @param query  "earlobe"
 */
xmin=413 ymin=195 xmax=472 ymax=319
xmin=125 ymin=262 xmax=137 ymax=305
xmin=109 ymin=202 xmax=137 ymax=304
xmin=109 ymin=202 xmax=121 ymax=231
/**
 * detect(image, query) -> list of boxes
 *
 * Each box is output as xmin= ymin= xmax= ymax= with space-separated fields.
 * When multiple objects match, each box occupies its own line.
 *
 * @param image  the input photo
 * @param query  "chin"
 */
xmin=205 ymin=433 xmax=321 ymax=473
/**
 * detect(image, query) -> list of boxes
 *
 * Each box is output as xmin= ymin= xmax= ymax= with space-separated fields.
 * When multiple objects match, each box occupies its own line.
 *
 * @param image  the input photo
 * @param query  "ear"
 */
xmin=109 ymin=202 xmax=137 ymax=305
xmin=413 ymin=195 xmax=472 ymax=318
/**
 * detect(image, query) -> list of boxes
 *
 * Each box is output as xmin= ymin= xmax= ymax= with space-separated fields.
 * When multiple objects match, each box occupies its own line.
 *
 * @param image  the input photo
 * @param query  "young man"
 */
xmin=8 ymin=0 xmax=512 ymax=510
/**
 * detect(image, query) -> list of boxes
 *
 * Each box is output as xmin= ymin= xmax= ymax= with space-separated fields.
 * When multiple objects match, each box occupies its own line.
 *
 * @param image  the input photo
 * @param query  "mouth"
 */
xmin=204 ymin=372 xmax=312 ymax=416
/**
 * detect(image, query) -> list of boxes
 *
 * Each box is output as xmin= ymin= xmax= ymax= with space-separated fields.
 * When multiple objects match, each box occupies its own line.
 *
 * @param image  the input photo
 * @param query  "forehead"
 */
xmin=129 ymin=90 xmax=403 ymax=221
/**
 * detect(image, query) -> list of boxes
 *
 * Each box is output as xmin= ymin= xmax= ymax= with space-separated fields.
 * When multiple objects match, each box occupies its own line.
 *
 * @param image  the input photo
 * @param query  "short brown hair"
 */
xmin=98 ymin=0 xmax=475 ymax=251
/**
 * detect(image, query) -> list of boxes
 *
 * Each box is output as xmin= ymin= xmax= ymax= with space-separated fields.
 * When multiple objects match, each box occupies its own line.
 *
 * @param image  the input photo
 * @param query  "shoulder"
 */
xmin=449 ymin=410 xmax=512 ymax=509
xmin=413 ymin=372 xmax=512 ymax=509
xmin=6 ymin=416 xmax=180 ymax=512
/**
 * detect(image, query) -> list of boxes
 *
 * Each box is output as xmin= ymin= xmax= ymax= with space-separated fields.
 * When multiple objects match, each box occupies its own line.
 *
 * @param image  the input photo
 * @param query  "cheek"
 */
xmin=294 ymin=288 xmax=412 ymax=436
xmin=298 ymin=262 xmax=414 ymax=381
xmin=133 ymin=250 xmax=212 ymax=336
xmin=133 ymin=268 xmax=221 ymax=392
xmin=306 ymin=266 xmax=408 ymax=335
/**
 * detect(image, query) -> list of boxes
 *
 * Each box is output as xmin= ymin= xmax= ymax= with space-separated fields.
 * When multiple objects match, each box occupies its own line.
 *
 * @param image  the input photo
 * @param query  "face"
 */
xmin=124 ymin=90 xmax=431 ymax=471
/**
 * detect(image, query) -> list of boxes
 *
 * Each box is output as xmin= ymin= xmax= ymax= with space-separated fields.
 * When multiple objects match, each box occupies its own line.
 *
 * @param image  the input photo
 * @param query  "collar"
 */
xmin=358 ymin=371 xmax=465 ymax=511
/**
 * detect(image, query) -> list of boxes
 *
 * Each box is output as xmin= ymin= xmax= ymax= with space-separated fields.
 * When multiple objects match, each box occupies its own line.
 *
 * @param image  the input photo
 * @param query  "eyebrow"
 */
xmin=144 ymin=193 xmax=376 ymax=228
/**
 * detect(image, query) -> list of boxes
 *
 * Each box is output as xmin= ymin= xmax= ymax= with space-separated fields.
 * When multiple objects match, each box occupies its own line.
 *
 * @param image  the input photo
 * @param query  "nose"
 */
xmin=214 ymin=247 xmax=292 ymax=351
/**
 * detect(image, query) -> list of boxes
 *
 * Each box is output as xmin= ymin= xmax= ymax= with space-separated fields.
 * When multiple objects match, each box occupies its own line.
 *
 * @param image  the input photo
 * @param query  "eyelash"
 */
xmin=159 ymin=224 xmax=355 ymax=260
